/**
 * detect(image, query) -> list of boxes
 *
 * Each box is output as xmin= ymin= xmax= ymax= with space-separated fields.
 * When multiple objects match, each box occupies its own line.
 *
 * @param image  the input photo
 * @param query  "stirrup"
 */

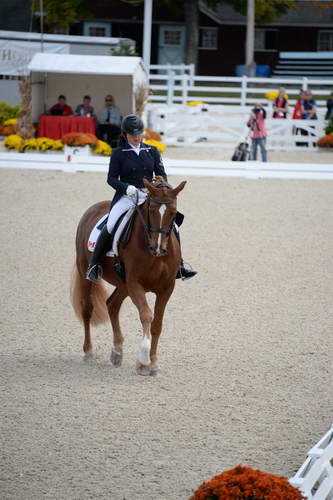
xmin=176 ymin=262 xmax=197 ymax=281
xmin=86 ymin=263 xmax=103 ymax=284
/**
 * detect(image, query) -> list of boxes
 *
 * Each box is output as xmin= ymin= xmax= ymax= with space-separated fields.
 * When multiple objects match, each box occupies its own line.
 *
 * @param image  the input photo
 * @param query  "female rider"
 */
xmin=86 ymin=114 xmax=197 ymax=284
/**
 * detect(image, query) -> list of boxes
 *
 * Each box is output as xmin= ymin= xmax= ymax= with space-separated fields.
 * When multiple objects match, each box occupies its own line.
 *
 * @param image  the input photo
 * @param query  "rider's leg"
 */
xmin=86 ymin=196 xmax=133 ymax=284
xmin=174 ymin=226 xmax=197 ymax=281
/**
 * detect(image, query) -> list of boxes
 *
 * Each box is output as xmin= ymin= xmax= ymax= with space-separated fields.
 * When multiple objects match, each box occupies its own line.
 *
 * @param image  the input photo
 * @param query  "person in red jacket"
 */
xmin=48 ymin=95 xmax=73 ymax=116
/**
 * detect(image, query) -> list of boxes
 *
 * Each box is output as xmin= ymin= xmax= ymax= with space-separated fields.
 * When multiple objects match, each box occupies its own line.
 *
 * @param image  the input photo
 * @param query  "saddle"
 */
xmin=97 ymin=210 xmax=137 ymax=254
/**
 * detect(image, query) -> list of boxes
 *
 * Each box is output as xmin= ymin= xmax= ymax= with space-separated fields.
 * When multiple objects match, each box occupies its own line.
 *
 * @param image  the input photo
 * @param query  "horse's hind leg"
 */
xmin=150 ymin=284 xmax=175 ymax=375
xmin=107 ymin=287 xmax=128 ymax=367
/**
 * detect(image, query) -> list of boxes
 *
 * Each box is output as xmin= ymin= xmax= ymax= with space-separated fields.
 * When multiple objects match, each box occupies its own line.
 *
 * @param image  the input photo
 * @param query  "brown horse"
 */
xmin=70 ymin=178 xmax=186 ymax=375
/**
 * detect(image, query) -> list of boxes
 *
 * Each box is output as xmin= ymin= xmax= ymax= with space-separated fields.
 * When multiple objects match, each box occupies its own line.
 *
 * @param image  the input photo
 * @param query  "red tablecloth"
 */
xmin=38 ymin=115 xmax=96 ymax=140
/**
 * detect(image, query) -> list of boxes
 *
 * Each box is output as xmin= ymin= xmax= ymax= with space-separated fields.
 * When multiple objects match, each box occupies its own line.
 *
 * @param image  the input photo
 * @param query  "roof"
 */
xmin=28 ymin=52 xmax=146 ymax=76
xmin=0 ymin=29 xmax=134 ymax=47
xmin=202 ymin=0 xmax=333 ymax=27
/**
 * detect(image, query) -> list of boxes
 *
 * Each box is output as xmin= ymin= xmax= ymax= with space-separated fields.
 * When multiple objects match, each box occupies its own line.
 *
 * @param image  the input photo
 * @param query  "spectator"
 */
xmin=247 ymin=103 xmax=267 ymax=162
xmin=300 ymin=90 xmax=317 ymax=147
xmin=325 ymin=91 xmax=333 ymax=120
xmin=272 ymin=87 xmax=288 ymax=118
xmin=48 ymin=95 xmax=73 ymax=116
xmin=301 ymin=91 xmax=317 ymax=119
xmin=75 ymin=95 xmax=95 ymax=117
xmin=292 ymin=89 xmax=304 ymax=119
xmin=97 ymin=95 xmax=121 ymax=147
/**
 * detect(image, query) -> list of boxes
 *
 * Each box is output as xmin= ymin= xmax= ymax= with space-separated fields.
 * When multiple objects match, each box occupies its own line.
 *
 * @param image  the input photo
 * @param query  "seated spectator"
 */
xmin=292 ymin=90 xmax=304 ymax=119
xmin=272 ymin=88 xmax=288 ymax=118
xmin=301 ymin=91 xmax=317 ymax=119
xmin=96 ymin=95 xmax=121 ymax=147
xmin=48 ymin=95 xmax=73 ymax=116
xmin=75 ymin=95 xmax=95 ymax=117
xmin=325 ymin=91 xmax=333 ymax=120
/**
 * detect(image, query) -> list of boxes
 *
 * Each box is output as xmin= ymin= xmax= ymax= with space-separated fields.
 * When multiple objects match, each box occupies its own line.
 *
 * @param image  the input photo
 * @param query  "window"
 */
xmin=318 ymin=31 xmax=333 ymax=51
xmin=163 ymin=30 xmax=182 ymax=46
xmin=255 ymin=29 xmax=278 ymax=51
xmin=83 ymin=22 xmax=111 ymax=37
xmin=89 ymin=27 xmax=106 ymax=37
xmin=199 ymin=28 xmax=218 ymax=50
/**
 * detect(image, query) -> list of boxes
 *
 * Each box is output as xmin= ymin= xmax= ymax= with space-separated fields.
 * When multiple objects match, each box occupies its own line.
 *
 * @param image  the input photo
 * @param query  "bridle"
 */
xmin=134 ymin=182 xmax=176 ymax=255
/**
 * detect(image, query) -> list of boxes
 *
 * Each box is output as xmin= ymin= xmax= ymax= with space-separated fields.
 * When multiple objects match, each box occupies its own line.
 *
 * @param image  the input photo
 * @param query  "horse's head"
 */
xmin=143 ymin=178 xmax=186 ymax=256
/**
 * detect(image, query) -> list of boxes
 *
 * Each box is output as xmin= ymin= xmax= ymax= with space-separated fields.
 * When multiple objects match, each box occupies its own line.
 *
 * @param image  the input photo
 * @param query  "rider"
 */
xmin=86 ymin=114 xmax=197 ymax=284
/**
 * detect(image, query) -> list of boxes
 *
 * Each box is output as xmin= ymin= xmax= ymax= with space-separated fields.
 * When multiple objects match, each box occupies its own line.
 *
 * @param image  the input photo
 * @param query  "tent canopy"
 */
xmin=28 ymin=53 xmax=148 ymax=122
xmin=28 ymin=53 xmax=145 ymax=76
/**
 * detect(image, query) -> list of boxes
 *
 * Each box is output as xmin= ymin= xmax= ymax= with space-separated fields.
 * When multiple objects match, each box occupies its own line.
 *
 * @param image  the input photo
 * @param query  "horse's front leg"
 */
xmin=150 ymin=284 xmax=175 ymax=375
xmin=106 ymin=286 xmax=128 ymax=367
xmin=128 ymin=283 xmax=153 ymax=376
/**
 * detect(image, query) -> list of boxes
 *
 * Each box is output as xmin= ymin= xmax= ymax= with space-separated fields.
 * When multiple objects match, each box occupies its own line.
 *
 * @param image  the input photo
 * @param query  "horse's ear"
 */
xmin=143 ymin=178 xmax=158 ymax=196
xmin=171 ymin=181 xmax=186 ymax=198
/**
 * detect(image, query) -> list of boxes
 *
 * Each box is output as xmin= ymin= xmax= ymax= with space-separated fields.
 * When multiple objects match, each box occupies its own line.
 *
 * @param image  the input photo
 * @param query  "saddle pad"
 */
xmin=88 ymin=208 xmax=135 ymax=257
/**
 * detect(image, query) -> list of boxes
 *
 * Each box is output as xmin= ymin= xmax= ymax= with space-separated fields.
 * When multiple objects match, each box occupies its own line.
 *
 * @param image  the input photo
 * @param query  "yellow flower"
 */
xmin=22 ymin=139 xmax=38 ymax=152
xmin=3 ymin=118 xmax=17 ymax=126
xmin=265 ymin=90 xmax=289 ymax=100
xmin=186 ymin=101 xmax=204 ymax=106
xmin=52 ymin=140 xmax=64 ymax=151
xmin=144 ymin=139 xmax=167 ymax=153
xmin=92 ymin=140 xmax=112 ymax=156
xmin=4 ymin=134 xmax=24 ymax=151
xmin=35 ymin=137 xmax=54 ymax=150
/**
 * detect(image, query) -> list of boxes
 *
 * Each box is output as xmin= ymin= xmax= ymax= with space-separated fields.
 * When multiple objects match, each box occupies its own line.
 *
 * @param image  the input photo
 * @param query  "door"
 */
xmin=158 ymin=25 xmax=185 ymax=65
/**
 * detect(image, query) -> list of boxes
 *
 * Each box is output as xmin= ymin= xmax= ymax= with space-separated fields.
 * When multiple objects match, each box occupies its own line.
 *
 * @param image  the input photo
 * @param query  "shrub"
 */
xmin=188 ymin=465 xmax=305 ymax=500
xmin=61 ymin=132 xmax=99 ymax=147
xmin=0 ymin=101 xmax=20 ymax=124
xmin=325 ymin=115 xmax=333 ymax=135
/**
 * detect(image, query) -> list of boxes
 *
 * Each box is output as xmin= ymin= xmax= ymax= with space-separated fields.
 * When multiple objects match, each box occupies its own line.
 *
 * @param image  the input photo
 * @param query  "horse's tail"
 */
xmin=70 ymin=262 xmax=109 ymax=326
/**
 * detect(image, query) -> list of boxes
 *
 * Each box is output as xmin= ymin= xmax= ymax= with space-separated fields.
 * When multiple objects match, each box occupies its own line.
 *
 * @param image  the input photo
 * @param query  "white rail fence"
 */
xmin=148 ymin=67 xmax=333 ymax=108
xmin=290 ymin=425 xmax=333 ymax=499
xmin=146 ymin=103 xmax=325 ymax=150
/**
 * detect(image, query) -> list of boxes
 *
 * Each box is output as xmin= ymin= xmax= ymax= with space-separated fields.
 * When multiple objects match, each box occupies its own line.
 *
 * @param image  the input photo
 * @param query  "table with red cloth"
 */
xmin=38 ymin=115 xmax=96 ymax=140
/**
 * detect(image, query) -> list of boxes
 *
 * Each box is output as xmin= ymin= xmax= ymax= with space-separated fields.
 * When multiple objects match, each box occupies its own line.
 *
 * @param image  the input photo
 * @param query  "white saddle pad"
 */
xmin=88 ymin=208 xmax=135 ymax=257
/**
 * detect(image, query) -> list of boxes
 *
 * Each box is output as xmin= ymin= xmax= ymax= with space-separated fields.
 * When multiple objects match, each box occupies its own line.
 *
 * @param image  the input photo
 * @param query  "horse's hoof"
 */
xmin=110 ymin=348 xmax=123 ymax=367
xmin=136 ymin=362 xmax=150 ymax=376
xmin=83 ymin=352 xmax=93 ymax=361
xmin=149 ymin=367 xmax=159 ymax=376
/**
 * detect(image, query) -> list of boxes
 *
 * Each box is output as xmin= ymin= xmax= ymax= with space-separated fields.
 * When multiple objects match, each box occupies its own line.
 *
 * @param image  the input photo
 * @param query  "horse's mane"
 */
xmin=151 ymin=176 xmax=172 ymax=189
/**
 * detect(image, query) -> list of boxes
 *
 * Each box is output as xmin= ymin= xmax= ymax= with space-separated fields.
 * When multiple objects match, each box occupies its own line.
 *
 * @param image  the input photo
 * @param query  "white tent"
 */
xmin=28 ymin=53 xmax=148 ymax=122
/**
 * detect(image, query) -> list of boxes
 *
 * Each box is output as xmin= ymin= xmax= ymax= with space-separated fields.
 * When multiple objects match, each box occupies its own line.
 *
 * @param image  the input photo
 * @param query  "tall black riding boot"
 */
xmin=174 ymin=229 xmax=197 ymax=281
xmin=86 ymin=225 xmax=111 ymax=284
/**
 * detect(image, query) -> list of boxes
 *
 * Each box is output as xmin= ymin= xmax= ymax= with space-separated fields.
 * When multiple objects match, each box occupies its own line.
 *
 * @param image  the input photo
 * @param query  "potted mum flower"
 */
xmin=61 ymin=132 xmax=99 ymax=156
xmin=188 ymin=465 xmax=305 ymax=500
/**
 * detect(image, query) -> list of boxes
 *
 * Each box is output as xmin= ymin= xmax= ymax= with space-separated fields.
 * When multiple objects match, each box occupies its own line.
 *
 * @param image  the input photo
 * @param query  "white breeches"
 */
xmin=106 ymin=190 xmax=147 ymax=234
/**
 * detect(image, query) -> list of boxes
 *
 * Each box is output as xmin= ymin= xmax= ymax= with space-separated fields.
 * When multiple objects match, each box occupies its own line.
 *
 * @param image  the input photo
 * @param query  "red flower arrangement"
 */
xmin=188 ymin=465 xmax=305 ymax=500
xmin=317 ymin=134 xmax=333 ymax=148
xmin=61 ymin=132 xmax=99 ymax=147
xmin=0 ymin=124 xmax=16 ymax=136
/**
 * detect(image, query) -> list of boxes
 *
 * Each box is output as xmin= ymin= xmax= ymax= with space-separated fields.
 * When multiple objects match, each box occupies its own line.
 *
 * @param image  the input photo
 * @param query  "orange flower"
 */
xmin=317 ymin=134 xmax=333 ymax=148
xmin=188 ymin=465 xmax=305 ymax=500
xmin=143 ymin=128 xmax=161 ymax=142
xmin=61 ymin=132 xmax=99 ymax=147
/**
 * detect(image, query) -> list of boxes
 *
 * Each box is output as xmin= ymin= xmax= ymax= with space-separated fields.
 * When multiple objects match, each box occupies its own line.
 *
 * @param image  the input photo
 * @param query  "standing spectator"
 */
xmin=247 ymin=103 xmax=267 ymax=162
xmin=272 ymin=87 xmax=288 ymax=118
xmin=325 ymin=91 xmax=333 ymax=120
xmin=97 ymin=95 xmax=121 ymax=147
xmin=75 ymin=95 xmax=95 ymax=117
xmin=48 ymin=95 xmax=73 ymax=116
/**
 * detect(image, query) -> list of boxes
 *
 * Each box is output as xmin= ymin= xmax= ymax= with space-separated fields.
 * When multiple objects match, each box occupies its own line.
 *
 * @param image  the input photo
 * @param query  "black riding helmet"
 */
xmin=121 ymin=114 xmax=144 ymax=135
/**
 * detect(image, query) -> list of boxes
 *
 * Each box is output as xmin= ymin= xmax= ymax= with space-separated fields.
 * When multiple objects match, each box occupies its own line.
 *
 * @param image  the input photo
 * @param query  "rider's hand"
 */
xmin=126 ymin=185 xmax=138 ymax=197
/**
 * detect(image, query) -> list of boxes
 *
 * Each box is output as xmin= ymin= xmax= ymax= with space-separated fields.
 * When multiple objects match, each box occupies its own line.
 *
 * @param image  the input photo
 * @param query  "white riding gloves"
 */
xmin=126 ymin=185 xmax=138 ymax=198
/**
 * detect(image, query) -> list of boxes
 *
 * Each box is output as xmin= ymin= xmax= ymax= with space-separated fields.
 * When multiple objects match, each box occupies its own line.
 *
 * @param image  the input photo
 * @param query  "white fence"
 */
xmin=148 ymin=67 xmax=333 ymax=108
xmin=290 ymin=425 xmax=333 ymax=499
xmin=146 ymin=103 xmax=326 ymax=150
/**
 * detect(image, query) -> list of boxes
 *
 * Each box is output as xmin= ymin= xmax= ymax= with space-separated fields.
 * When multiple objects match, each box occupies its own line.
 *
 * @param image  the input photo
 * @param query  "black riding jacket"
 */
xmin=107 ymin=141 xmax=167 ymax=207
